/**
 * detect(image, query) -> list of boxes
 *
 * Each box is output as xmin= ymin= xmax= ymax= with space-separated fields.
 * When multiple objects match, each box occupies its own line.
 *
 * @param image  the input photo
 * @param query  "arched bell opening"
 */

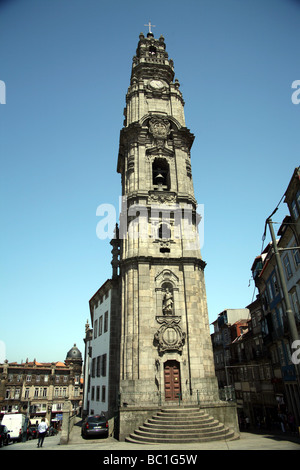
xmin=152 ymin=158 xmax=170 ymax=191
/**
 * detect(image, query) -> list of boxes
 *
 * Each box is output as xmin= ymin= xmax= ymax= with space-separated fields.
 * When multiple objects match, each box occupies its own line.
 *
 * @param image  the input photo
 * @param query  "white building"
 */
xmin=87 ymin=279 xmax=112 ymax=416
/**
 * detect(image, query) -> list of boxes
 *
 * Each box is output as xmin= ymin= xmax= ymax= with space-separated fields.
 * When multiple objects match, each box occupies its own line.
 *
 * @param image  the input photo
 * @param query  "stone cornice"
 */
xmin=120 ymin=256 xmax=206 ymax=271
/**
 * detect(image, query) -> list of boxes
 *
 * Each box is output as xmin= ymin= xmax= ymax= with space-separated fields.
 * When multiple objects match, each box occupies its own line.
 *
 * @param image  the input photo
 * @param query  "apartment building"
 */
xmin=0 ymin=345 xmax=83 ymax=426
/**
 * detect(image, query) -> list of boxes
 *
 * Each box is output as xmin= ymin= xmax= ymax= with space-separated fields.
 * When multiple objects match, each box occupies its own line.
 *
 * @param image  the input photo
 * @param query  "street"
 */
xmin=1 ymin=421 xmax=300 ymax=451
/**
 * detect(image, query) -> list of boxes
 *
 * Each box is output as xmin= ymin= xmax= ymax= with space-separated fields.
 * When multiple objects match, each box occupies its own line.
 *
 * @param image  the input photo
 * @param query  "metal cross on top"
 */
xmin=144 ymin=21 xmax=156 ymax=34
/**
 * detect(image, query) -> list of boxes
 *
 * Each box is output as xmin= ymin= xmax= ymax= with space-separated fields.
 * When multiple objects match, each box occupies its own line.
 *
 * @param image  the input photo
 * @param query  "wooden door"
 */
xmin=164 ymin=361 xmax=181 ymax=400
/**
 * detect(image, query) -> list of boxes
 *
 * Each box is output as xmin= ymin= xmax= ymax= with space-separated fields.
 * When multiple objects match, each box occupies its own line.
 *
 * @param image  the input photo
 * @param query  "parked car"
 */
xmin=81 ymin=415 xmax=108 ymax=439
xmin=0 ymin=425 xmax=10 ymax=447
xmin=27 ymin=426 xmax=38 ymax=440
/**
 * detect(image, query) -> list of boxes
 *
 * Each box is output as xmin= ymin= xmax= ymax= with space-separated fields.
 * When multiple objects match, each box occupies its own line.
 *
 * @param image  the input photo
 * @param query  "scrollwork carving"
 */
xmin=154 ymin=316 xmax=185 ymax=355
xmin=148 ymin=192 xmax=176 ymax=204
xmin=148 ymin=117 xmax=170 ymax=148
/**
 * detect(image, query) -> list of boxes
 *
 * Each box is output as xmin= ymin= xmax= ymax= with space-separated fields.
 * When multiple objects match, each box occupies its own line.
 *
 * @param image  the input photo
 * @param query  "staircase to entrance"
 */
xmin=125 ymin=407 xmax=238 ymax=444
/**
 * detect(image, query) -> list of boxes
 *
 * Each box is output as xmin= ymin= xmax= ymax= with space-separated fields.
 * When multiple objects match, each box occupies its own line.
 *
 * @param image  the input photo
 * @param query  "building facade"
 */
xmin=0 ymin=345 xmax=83 ymax=426
xmin=211 ymin=309 xmax=250 ymax=391
xmin=211 ymin=167 xmax=300 ymax=430
xmin=82 ymin=275 xmax=121 ymax=420
xmin=89 ymin=280 xmax=111 ymax=416
xmin=252 ymin=168 xmax=300 ymax=426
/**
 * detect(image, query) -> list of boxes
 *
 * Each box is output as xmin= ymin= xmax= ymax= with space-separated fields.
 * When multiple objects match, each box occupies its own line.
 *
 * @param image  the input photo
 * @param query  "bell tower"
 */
xmin=114 ymin=28 xmax=238 ymax=439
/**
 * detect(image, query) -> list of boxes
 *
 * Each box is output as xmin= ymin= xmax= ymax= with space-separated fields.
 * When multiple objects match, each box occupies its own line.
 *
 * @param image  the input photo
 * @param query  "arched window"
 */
xmin=149 ymin=45 xmax=157 ymax=56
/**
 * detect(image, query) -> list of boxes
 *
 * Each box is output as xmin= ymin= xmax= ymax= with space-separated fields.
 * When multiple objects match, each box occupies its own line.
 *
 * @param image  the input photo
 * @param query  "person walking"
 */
xmin=37 ymin=418 xmax=48 ymax=448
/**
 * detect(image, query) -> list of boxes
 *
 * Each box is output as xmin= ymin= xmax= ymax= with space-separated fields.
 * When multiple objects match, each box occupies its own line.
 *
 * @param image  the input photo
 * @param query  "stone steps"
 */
xmin=142 ymin=420 xmax=221 ymax=432
xmin=125 ymin=407 xmax=237 ymax=444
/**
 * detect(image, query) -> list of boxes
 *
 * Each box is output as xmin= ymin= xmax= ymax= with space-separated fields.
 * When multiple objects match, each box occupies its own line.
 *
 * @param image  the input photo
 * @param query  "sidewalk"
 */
xmin=2 ymin=420 xmax=300 ymax=451
xmin=63 ymin=419 xmax=300 ymax=451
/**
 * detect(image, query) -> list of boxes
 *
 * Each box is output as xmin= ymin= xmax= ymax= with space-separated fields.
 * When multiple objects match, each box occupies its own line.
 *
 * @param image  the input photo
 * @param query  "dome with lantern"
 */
xmin=66 ymin=344 xmax=82 ymax=363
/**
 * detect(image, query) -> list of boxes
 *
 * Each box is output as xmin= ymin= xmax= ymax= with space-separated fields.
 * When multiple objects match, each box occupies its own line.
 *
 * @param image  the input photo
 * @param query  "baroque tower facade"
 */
xmin=109 ymin=29 xmax=238 ymax=439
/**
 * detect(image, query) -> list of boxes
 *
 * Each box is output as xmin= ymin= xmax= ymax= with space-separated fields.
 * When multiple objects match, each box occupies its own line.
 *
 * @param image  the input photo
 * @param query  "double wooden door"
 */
xmin=164 ymin=360 xmax=181 ymax=400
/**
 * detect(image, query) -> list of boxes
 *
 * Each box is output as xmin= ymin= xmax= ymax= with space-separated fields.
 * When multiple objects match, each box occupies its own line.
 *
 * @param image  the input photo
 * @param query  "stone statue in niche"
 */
xmin=163 ymin=288 xmax=173 ymax=315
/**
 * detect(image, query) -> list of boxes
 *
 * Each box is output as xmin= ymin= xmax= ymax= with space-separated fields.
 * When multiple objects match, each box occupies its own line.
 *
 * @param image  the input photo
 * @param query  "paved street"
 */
xmin=1 ymin=420 xmax=300 ymax=452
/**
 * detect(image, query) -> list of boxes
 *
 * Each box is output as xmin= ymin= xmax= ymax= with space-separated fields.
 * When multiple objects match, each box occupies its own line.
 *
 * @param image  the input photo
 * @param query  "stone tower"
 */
xmin=114 ymin=29 xmax=238 ymax=439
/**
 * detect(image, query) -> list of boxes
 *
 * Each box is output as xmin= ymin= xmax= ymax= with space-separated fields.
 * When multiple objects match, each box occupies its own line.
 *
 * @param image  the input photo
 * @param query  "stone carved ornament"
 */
xmin=154 ymin=287 xmax=186 ymax=354
xmin=148 ymin=117 xmax=170 ymax=148
xmin=154 ymin=318 xmax=186 ymax=355
xmin=148 ymin=192 xmax=176 ymax=204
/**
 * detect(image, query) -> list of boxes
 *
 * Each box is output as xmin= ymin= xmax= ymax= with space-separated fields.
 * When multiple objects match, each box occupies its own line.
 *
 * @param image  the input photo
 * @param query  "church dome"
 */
xmin=66 ymin=344 xmax=82 ymax=361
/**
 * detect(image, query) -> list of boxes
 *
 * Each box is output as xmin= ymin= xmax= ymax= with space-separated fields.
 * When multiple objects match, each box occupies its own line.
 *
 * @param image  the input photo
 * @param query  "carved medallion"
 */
xmin=154 ymin=316 xmax=186 ymax=355
xmin=149 ymin=117 xmax=170 ymax=148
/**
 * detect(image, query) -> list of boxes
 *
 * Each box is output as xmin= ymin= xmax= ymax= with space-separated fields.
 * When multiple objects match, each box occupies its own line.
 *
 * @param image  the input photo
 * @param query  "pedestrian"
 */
xmin=37 ymin=418 xmax=48 ymax=448
xmin=278 ymin=413 xmax=286 ymax=433
xmin=287 ymin=412 xmax=296 ymax=434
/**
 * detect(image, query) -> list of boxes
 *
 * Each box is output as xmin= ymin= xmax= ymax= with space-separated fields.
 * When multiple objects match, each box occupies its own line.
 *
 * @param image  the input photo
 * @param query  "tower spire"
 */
xmin=130 ymin=31 xmax=174 ymax=85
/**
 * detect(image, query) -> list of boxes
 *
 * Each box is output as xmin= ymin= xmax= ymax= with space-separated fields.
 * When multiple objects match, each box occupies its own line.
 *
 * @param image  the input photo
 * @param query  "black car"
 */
xmin=0 ymin=425 xmax=10 ymax=447
xmin=81 ymin=415 xmax=108 ymax=439
xmin=27 ymin=426 xmax=38 ymax=440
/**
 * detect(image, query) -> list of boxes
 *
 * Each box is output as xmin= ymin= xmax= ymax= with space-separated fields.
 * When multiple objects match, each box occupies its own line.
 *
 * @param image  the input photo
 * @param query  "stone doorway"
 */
xmin=164 ymin=360 xmax=181 ymax=400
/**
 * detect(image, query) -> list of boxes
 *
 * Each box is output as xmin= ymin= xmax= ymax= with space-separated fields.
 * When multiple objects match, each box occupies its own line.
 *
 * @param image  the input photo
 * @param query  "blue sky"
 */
xmin=0 ymin=0 xmax=299 ymax=363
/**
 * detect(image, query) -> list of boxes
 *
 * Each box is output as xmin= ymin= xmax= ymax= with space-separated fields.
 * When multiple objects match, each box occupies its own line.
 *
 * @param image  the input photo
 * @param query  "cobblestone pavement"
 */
xmin=1 ymin=421 xmax=300 ymax=452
